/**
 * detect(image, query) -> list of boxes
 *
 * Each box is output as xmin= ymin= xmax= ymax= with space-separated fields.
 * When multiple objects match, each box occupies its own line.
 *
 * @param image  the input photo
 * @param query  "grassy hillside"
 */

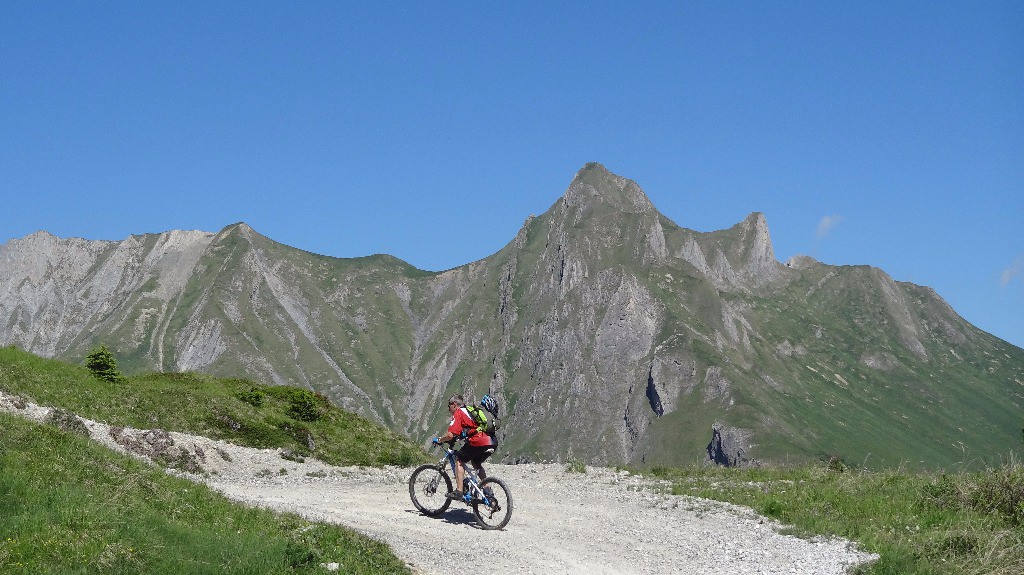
xmin=0 ymin=345 xmax=430 ymax=468
xmin=620 ymin=241 xmax=1024 ymax=470
xmin=0 ymin=345 xmax=430 ymax=573
xmin=638 ymin=459 xmax=1024 ymax=575
xmin=0 ymin=413 xmax=411 ymax=575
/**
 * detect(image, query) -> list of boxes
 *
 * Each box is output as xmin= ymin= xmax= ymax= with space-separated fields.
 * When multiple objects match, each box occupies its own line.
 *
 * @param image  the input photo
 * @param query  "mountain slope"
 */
xmin=3 ymin=163 xmax=1022 ymax=468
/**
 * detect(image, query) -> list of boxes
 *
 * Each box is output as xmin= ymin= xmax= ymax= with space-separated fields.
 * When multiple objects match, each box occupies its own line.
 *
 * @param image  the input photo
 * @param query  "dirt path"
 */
xmin=205 ymin=463 xmax=876 ymax=575
xmin=2 ymin=392 xmax=877 ymax=574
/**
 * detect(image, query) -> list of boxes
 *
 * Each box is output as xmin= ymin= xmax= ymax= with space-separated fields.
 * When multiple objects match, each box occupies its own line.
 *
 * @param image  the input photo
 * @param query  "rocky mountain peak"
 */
xmin=227 ymin=222 xmax=255 ymax=233
xmin=525 ymin=163 xmax=669 ymax=273
xmin=19 ymin=230 xmax=58 ymax=242
xmin=682 ymin=211 xmax=782 ymax=291
xmin=733 ymin=211 xmax=780 ymax=282
xmin=562 ymin=163 xmax=656 ymax=215
xmin=214 ymin=222 xmax=259 ymax=241
xmin=785 ymin=254 xmax=820 ymax=270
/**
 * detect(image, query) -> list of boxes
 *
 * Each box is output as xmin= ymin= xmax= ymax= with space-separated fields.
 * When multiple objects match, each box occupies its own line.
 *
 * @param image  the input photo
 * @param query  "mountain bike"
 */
xmin=408 ymin=440 xmax=513 ymax=530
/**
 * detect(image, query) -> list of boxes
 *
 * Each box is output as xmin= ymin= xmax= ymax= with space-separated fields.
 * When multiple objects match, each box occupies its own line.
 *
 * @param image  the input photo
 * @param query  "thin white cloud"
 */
xmin=816 ymin=215 xmax=843 ymax=239
xmin=1001 ymin=255 xmax=1024 ymax=287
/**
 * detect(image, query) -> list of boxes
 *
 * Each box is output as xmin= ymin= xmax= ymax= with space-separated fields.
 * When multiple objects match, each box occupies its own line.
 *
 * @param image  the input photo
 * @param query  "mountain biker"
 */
xmin=432 ymin=394 xmax=496 ymax=500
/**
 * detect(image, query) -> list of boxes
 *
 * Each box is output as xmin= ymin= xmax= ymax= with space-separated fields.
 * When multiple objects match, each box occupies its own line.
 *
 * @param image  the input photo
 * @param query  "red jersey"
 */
xmin=448 ymin=406 xmax=494 ymax=447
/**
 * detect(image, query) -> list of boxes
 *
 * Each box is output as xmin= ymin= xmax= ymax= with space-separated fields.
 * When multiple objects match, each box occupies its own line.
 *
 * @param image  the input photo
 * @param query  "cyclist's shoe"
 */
xmin=483 ymin=487 xmax=496 ymax=500
xmin=445 ymin=490 xmax=464 ymax=500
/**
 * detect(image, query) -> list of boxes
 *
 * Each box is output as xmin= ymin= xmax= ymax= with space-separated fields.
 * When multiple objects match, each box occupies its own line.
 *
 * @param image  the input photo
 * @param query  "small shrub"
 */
xmin=236 ymin=386 xmax=266 ymax=408
xmin=759 ymin=498 xmax=785 ymax=518
xmin=822 ymin=453 xmax=847 ymax=474
xmin=84 ymin=345 xmax=123 ymax=383
xmin=650 ymin=465 xmax=672 ymax=478
xmin=565 ymin=459 xmax=586 ymax=474
xmin=286 ymin=388 xmax=324 ymax=422
xmin=284 ymin=539 xmax=320 ymax=568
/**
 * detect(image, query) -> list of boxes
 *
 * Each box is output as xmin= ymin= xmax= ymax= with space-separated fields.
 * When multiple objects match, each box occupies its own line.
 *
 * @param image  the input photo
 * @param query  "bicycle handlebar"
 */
xmin=430 ymin=440 xmax=457 ymax=455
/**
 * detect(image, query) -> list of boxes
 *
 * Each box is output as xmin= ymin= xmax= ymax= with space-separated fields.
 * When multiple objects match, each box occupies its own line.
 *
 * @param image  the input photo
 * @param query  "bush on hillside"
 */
xmin=85 ymin=344 xmax=123 ymax=383
xmin=275 ymin=387 xmax=325 ymax=422
xmin=236 ymin=386 xmax=267 ymax=408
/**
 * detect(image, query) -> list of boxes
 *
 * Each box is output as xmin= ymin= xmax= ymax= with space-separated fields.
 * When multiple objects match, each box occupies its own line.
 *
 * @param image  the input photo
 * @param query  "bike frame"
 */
xmin=439 ymin=442 xmax=493 ymax=505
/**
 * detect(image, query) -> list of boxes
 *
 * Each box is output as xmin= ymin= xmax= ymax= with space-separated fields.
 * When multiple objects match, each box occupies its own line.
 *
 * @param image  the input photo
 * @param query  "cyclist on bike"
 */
xmin=433 ymin=394 xmax=496 ymax=500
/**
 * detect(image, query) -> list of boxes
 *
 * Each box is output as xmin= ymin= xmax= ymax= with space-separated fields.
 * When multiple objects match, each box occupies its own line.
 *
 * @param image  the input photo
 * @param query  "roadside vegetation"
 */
xmin=0 ymin=345 xmax=429 ymax=468
xmin=0 ymin=413 xmax=411 ymax=574
xmin=565 ymin=458 xmax=587 ymax=474
xmin=640 ymin=457 xmax=1024 ymax=574
xmin=0 ymin=345 xmax=428 ymax=574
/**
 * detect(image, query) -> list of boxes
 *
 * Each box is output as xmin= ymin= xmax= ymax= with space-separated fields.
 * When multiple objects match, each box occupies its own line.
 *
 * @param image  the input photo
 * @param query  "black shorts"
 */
xmin=456 ymin=443 xmax=495 ymax=468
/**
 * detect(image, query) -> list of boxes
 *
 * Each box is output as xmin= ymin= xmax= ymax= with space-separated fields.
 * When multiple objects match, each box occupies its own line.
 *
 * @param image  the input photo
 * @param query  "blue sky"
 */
xmin=2 ymin=2 xmax=1021 ymax=349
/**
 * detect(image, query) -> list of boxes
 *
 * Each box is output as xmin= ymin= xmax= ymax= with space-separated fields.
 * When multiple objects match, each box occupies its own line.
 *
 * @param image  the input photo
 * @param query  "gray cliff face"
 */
xmin=3 ymin=164 xmax=1022 ymax=469
xmin=491 ymin=164 xmax=668 ymax=462
xmin=0 ymin=229 xmax=215 ymax=360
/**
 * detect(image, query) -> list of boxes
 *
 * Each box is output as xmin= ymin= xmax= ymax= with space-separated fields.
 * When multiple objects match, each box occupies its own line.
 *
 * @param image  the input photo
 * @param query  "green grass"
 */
xmin=565 ymin=459 xmax=587 ymax=474
xmin=0 ymin=346 xmax=430 ymax=468
xmin=0 ymin=413 xmax=411 ymax=574
xmin=641 ymin=459 xmax=1024 ymax=574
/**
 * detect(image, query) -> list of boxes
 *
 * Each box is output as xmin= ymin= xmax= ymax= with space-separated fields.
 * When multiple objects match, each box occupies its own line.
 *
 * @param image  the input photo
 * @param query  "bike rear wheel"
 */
xmin=473 ymin=477 xmax=513 ymax=530
xmin=408 ymin=464 xmax=452 ymax=516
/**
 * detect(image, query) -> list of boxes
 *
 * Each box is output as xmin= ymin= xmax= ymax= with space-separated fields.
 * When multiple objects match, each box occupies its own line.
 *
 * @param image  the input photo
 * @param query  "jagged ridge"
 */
xmin=2 ymin=163 xmax=1022 ymax=469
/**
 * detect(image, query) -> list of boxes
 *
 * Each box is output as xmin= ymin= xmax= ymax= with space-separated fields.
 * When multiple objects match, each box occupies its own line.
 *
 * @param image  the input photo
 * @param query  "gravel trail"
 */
xmin=3 ymin=392 xmax=878 ymax=574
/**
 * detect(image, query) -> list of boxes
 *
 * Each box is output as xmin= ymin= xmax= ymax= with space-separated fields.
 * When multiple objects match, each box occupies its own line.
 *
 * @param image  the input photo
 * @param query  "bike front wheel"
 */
xmin=408 ymin=464 xmax=452 ymax=516
xmin=473 ymin=477 xmax=513 ymax=530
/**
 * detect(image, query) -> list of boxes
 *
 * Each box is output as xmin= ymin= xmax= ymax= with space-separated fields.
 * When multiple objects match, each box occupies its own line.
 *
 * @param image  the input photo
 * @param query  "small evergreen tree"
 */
xmin=85 ymin=344 xmax=122 ymax=383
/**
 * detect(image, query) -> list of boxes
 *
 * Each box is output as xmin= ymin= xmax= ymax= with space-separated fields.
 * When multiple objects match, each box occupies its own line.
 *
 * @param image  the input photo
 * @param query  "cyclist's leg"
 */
xmin=474 ymin=447 xmax=495 ymax=480
xmin=456 ymin=445 xmax=488 ymax=491
xmin=473 ymin=447 xmax=498 ymax=499
xmin=451 ymin=446 xmax=474 ymax=498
